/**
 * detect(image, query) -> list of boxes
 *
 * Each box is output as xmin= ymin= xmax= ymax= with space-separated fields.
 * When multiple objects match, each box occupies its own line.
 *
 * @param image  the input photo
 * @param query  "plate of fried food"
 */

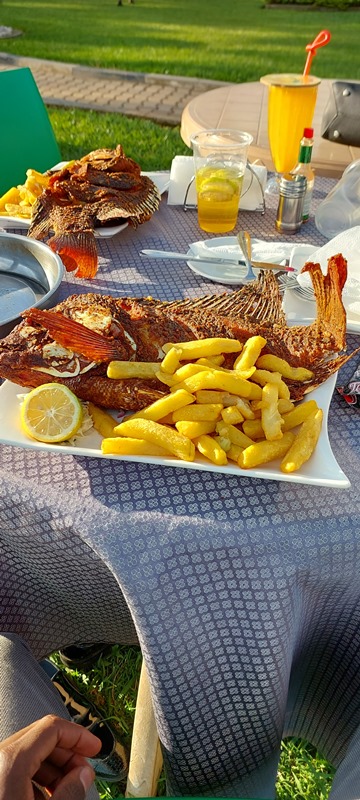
xmin=0 ymin=165 xmax=169 ymax=237
xmin=0 ymin=334 xmax=350 ymax=489
xmin=0 ymin=146 xmax=168 ymax=279
xmin=0 ymin=261 xmax=354 ymax=487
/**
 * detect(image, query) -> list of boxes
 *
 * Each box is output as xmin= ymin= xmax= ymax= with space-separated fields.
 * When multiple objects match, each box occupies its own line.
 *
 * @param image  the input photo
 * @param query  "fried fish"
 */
xmin=27 ymin=145 xmax=161 ymax=279
xmin=0 ymin=256 xmax=358 ymax=411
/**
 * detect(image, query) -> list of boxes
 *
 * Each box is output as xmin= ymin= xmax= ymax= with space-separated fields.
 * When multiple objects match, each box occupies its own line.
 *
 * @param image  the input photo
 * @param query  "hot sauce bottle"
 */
xmin=291 ymin=127 xmax=314 ymax=222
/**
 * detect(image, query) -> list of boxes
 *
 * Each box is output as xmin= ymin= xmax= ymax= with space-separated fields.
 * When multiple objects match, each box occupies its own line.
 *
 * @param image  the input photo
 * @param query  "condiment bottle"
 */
xmin=275 ymin=174 xmax=307 ymax=234
xmin=291 ymin=127 xmax=315 ymax=222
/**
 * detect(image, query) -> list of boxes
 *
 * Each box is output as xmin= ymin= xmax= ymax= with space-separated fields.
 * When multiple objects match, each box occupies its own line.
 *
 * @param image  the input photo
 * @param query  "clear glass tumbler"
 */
xmin=190 ymin=129 xmax=253 ymax=233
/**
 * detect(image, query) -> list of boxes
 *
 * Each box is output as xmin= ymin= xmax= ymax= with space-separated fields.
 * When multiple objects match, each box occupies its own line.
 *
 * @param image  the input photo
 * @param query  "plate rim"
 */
xmin=186 ymin=236 xmax=288 ymax=285
xmin=0 ymin=231 xmax=64 ymax=327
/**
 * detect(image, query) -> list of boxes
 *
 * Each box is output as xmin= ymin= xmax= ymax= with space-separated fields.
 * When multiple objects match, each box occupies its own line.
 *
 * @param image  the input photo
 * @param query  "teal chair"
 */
xmin=0 ymin=67 xmax=62 ymax=195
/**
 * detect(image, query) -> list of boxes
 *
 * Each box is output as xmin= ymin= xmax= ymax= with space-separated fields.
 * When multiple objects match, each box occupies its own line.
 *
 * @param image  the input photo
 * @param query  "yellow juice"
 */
xmin=261 ymin=74 xmax=320 ymax=174
xmin=195 ymin=165 xmax=244 ymax=233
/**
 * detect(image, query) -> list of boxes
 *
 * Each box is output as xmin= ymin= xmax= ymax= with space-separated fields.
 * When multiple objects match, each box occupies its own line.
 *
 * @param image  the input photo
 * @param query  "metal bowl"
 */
xmin=0 ymin=232 xmax=64 ymax=338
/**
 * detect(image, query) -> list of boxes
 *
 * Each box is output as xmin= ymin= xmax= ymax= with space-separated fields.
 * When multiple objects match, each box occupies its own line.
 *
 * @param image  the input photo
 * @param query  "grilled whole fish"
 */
xmin=0 ymin=256 xmax=358 ymax=411
xmin=27 ymin=145 xmax=161 ymax=280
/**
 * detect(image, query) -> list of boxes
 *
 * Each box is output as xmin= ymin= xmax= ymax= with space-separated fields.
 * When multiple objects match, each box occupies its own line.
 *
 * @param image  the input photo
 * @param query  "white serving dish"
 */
xmin=0 ymin=373 xmax=350 ymax=489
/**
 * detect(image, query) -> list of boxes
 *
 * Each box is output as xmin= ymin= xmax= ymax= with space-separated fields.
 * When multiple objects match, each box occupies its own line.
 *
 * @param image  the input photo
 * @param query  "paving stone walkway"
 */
xmin=0 ymin=52 xmax=230 ymax=125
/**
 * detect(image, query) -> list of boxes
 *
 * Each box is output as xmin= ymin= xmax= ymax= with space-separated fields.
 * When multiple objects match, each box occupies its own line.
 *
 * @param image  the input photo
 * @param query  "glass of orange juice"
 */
xmin=190 ymin=129 xmax=253 ymax=233
xmin=260 ymin=74 xmax=321 ymax=194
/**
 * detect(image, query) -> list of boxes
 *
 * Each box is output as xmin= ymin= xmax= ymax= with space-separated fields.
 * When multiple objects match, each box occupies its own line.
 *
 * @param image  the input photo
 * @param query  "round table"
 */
xmin=181 ymin=79 xmax=360 ymax=179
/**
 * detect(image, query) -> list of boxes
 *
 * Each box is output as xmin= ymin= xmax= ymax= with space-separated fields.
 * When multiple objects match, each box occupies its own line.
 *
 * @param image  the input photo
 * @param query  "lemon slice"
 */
xmin=20 ymin=383 xmax=83 ymax=443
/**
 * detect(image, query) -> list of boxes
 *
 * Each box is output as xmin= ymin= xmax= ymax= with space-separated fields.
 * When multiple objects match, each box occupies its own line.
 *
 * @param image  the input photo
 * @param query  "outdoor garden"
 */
xmin=0 ymin=1 xmax=359 ymax=797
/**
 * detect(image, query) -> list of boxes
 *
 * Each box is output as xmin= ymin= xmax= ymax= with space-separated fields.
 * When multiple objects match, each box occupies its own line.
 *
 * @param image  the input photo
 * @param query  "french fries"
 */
xmin=175 ymin=420 xmax=216 ymax=438
xmin=233 ymin=335 xmax=266 ymax=372
xmin=170 ymin=369 xmax=262 ymax=398
xmin=256 ymin=355 xmax=314 ymax=382
xmin=215 ymin=420 xmax=255 ymax=450
xmin=88 ymin=402 xmax=118 ymax=439
xmin=281 ymin=409 xmax=323 ymax=473
xmin=101 ymin=335 xmax=324 ymax=474
xmin=107 ymin=361 xmax=160 ymax=380
xmin=162 ymin=338 xmax=242 ymax=358
xmin=101 ymin=436 xmax=169 ymax=457
xmin=238 ymin=432 xmax=295 ymax=469
xmin=127 ymin=388 xmax=195 ymax=422
xmin=221 ymin=406 xmax=244 ymax=425
xmin=281 ymin=399 xmax=318 ymax=431
xmin=112 ymin=418 xmax=195 ymax=462
xmin=195 ymin=434 xmax=228 ymax=466
xmin=172 ymin=403 xmax=223 ymax=423
xmin=251 ymin=369 xmax=290 ymax=400
xmin=0 ymin=168 xmax=50 ymax=217
xmin=261 ymin=383 xmax=283 ymax=441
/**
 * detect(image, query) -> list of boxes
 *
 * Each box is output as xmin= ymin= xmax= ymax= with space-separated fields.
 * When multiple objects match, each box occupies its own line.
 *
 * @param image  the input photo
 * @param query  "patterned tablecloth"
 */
xmin=1 ymin=177 xmax=360 ymax=799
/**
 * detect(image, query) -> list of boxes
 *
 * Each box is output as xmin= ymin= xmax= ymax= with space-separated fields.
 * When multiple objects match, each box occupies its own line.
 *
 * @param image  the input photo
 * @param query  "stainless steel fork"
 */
xmin=237 ymin=231 xmax=257 ymax=282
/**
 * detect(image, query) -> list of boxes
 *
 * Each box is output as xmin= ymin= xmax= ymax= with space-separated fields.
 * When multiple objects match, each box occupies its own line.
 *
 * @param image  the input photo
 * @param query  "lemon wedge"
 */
xmin=20 ymin=383 xmax=83 ymax=443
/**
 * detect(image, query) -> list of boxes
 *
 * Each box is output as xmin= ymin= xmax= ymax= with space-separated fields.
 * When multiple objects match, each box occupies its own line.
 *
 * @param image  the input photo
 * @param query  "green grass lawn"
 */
xmin=59 ymin=648 xmax=335 ymax=800
xmin=1 ymin=0 xmax=360 ymax=82
xmin=0 ymin=1 xmax=347 ymax=796
xmin=48 ymin=106 xmax=190 ymax=168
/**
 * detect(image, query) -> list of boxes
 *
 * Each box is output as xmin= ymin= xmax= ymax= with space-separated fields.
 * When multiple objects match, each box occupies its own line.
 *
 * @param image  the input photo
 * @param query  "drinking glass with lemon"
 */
xmin=190 ymin=130 xmax=253 ymax=233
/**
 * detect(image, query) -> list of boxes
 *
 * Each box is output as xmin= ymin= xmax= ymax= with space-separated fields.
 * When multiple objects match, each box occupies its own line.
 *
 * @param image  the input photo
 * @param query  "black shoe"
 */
xmin=40 ymin=658 xmax=128 ymax=783
xmin=58 ymin=642 xmax=112 ymax=670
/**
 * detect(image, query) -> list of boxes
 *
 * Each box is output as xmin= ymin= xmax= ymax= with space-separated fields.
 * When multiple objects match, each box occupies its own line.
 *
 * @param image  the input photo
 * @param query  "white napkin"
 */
xmin=167 ymin=155 xmax=267 ymax=211
xmin=297 ymin=227 xmax=360 ymax=315
xmin=189 ymin=238 xmax=291 ymax=264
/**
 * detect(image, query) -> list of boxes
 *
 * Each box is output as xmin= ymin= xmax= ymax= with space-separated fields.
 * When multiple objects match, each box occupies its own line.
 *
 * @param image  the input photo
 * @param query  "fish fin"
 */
xmin=28 ymin=194 xmax=53 ymax=240
xmin=24 ymin=308 xmax=128 ymax=362
xmin=165 ymin=272 xmax=285 ymax=326
xmin=48 ymin=231 xmax=98 ymax=279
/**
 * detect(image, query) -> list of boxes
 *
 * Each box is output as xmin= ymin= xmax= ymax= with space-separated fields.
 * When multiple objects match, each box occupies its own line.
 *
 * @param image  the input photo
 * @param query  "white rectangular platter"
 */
xmin=0 ymin=373 xmax=350 ymax=488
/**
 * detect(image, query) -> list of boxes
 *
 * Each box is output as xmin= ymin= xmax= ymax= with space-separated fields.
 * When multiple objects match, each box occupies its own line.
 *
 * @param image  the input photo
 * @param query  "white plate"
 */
xmin=186 ymin=237 xmax=289 ymax=285
xmin=282 ymin=243 xmax=360 ymax=334
xmin=0 ymin=373 xmax=349 ymax=488
xmin=0 ymin=171 xmax=170 ymax=239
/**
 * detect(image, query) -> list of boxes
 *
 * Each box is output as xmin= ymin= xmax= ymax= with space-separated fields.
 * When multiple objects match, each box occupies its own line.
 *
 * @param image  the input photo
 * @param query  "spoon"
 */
xmin=237 ymin=231 xmax=257 ymax=282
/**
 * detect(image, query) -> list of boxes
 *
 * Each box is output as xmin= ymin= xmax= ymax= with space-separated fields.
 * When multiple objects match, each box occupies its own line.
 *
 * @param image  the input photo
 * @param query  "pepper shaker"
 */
xmin=275 ymin=174 xmax=307 ymax=234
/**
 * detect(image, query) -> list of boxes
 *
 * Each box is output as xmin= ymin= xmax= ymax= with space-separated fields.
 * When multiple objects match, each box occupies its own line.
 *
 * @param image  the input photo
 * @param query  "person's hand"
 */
xmin=0 ymin=714 xmax=102 ymax=800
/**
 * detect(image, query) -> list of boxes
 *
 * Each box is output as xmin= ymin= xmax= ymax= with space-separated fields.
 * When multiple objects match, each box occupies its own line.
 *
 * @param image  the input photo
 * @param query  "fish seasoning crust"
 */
xmin=0 ymin=260 xmax=359 ymax=412
xmin=27 ymin=145 xmax=161 ymax=280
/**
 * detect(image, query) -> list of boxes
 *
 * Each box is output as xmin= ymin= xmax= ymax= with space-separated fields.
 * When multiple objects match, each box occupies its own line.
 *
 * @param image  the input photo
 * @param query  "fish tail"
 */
xmin=302 ymin=255 xmax=347 ymax=352
xmin=48 ymin=231 xmax=98 ymax=279
xmin=24 ymin=308 xmax=128 ymax=362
